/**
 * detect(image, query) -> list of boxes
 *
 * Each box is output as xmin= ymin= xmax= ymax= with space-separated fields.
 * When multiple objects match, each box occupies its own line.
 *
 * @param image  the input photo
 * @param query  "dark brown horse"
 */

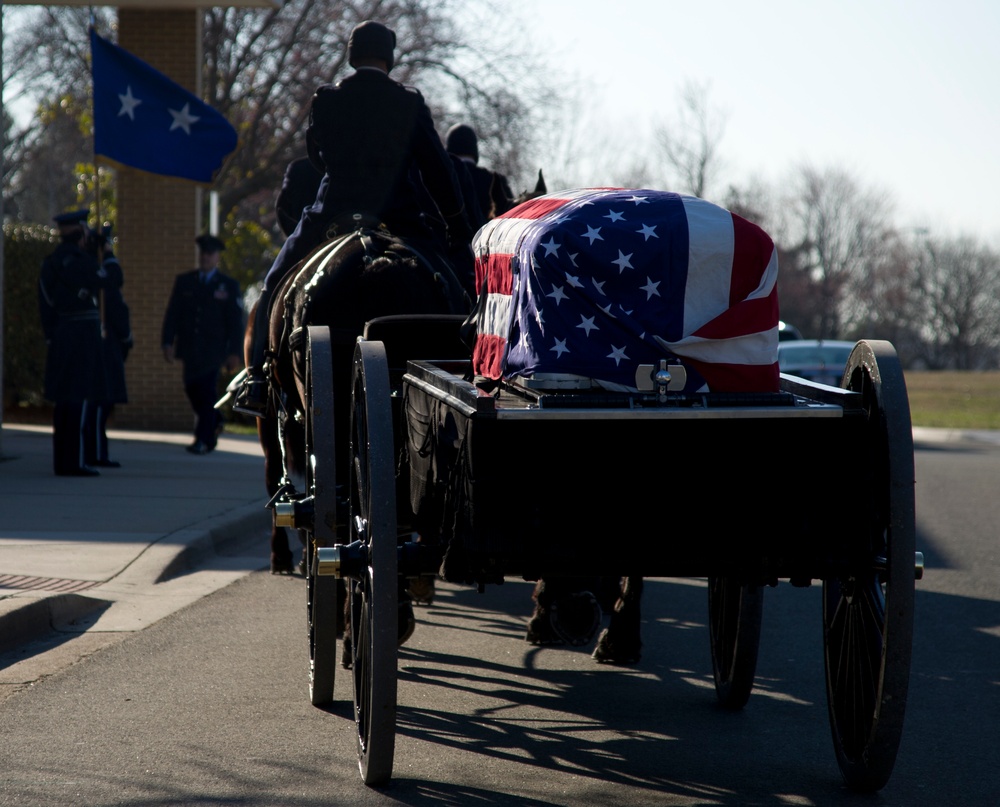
xmin=245 ymin=228 xmax=469 ymax=575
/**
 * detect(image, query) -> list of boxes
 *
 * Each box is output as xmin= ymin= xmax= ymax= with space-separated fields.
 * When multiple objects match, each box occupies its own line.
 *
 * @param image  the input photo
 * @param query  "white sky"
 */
xmin=521 ymin=0 xmax=1000 ymax=246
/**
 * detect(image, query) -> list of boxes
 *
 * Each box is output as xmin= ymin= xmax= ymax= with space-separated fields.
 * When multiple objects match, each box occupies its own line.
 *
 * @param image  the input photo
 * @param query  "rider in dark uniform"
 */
xmin=38 ymin=209 xmax=109 ymax=476
xmin=161 ymin=234 xmax=244 ymax=454
xmin=233 ymin=19 xmax=469 ymax=417
xmin=444 ymin=123 xmax=516 ymax=220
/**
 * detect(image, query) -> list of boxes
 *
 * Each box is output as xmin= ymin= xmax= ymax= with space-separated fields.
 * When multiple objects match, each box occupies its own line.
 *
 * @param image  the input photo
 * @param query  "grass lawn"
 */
xmin=904 ymin=371 xmax=1000 ymax=430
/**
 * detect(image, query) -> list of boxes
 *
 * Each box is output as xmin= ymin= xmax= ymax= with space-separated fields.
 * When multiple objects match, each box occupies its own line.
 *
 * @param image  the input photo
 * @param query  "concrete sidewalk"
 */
xmin=0 ymin=423 xmax=274 ymax=655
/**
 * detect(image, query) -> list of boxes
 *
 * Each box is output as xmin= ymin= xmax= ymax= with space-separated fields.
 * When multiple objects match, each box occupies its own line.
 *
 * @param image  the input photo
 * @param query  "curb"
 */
xmin=0 ymin=499 xmax=271 ymax=655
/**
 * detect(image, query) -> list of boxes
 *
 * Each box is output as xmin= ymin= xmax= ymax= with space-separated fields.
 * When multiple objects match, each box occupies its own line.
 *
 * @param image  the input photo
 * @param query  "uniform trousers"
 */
xmin=83 ymin=402 xmax=114 ymax=465
xmin=52 ymin=401 xmax=87 ymax=474
xmin=185 ymin=370 xmax=223 ymax=448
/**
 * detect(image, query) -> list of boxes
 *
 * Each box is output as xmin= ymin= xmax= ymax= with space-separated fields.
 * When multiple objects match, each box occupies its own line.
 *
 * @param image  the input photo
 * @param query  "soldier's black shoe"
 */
xmin=232 ymin=372 xmax=268 ymax=418
xmin=94 ymin=459 xmax=122 ymax=468
xmin=186 ymin=441 xmax=210 ymax=455
xmin=56 ymin=465 xmax=100 ymax=477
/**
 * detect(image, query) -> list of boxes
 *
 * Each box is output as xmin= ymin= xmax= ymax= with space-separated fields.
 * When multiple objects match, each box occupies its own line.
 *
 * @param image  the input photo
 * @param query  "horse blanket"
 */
xmin=469 ymin=188 xmax=780 ymax=392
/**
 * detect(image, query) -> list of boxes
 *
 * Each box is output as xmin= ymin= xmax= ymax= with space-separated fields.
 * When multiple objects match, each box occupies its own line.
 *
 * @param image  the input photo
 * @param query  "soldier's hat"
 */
xmin=348 ymin=21 xmax=396 ymax=71
xmin=53 ymin=209 xmax=90 ymax=227
xmin=195 ymin=234 xmax=226 ymax=253
xmin=445 ymin=124 xmax=479 ymax=164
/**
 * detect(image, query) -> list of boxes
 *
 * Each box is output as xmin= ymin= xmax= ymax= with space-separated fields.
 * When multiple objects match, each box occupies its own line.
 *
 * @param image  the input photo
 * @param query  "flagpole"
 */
xmin=95 ymin=163 xmax=107 ymax=337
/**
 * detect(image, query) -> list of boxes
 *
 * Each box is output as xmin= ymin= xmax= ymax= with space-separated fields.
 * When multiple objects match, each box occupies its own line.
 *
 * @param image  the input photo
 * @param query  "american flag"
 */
xmin=470 ymin=188 xmax=780 ymax=392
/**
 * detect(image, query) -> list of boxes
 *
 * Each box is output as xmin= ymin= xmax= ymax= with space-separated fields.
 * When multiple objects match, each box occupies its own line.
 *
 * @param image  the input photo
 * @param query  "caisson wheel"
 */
xmin=305 ymin=326 xmax=338 ymax=706
xmin=708 ymin=577 xmax=763 ymax=710
xmin=824 ymin=340 xmax=915 ymax=792
xmin=347 ymin=339 xmax=398 ymax=786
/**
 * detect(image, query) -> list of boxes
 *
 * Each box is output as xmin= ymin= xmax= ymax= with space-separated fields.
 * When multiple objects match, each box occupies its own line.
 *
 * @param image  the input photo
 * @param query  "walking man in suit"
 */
xmin=161 ymin=234 xmax=244 ymax=454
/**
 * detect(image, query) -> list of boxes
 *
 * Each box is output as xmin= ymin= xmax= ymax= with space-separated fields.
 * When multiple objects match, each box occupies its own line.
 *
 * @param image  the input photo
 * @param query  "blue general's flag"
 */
xmin=90 ymin=28 xmax=238 ymax=183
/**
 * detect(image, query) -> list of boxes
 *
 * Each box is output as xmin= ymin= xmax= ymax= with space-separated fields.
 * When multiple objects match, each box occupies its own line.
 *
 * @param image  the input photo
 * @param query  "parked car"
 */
xmin=778 ymin=320 xmax=803 ymax=341
xmin=777 ymin=339 xmax=855 ymax=386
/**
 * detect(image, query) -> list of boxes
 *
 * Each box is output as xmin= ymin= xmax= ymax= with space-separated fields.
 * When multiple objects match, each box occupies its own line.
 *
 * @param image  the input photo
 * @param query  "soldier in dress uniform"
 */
xmin=161 ymin=234 xmax=244 ymax=454
xmin=444 ymin=123 xmax=516 ymax=219
xmin=38 ymin=209 xmax=109 ymax=476
xmin=232 ymin=19 xmax=470 ymax=417
xmin=83 ymin=227 xmax=133 ymax=468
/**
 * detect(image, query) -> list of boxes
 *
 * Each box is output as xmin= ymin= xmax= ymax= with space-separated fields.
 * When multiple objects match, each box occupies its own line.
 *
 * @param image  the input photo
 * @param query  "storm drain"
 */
xmin=0 ymin=574 xmax=99 ymax=593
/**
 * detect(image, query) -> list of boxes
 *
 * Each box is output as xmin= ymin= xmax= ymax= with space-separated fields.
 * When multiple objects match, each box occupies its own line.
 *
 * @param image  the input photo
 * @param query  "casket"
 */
xmin=470 ymin=188 xmax=780 ymax=393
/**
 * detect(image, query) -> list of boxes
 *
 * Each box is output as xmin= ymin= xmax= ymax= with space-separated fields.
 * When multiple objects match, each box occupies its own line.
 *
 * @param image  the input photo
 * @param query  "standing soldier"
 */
xmin=38 ymin=209 xmax=109 ymax=476
xmin=83 ymin=227 xmax=133 ymax=467
xmin=161 ymin=234 xmax=244 ymax=454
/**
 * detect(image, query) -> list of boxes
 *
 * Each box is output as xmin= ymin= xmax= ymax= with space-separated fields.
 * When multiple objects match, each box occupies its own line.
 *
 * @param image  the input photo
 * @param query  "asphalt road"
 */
xmin=0 ymin=436 xmax=997 ymax=806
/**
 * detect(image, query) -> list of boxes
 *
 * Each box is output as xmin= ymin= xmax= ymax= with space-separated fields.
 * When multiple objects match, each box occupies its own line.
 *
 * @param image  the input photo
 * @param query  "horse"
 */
xmin=245 ymin=226 xmax=470 ymax=577
xmin=525 ymin=575 xmax=644 ymax=664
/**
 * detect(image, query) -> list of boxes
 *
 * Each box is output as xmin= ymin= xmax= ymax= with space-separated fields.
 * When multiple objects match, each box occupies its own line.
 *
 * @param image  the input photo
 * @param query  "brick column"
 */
xmin=114 ymin=10 xmax=203 ymax=432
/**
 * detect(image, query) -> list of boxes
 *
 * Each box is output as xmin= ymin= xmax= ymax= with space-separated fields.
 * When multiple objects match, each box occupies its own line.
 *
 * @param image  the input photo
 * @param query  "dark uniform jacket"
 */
xmin=305 ymin=68 xmax=465 ymax=235
xmin=101 ymin=254 xmax=133 ymax=403
xmin=38 ymin=240 xmax=108 ymax=403
xmin=275 ymin=157 xmax=323 ymax=238
xmin=465 ymin=162 xmax=516 ymax=221
xmin=161 ymin=270 xmax=243 ymax=384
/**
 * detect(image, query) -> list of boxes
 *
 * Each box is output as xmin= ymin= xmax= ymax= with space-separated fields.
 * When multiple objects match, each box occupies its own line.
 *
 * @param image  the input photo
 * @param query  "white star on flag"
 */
xmin=118 ymin=86 xmax=142 ymax=120
xmin=577 ymin=315 xmax=599 ymax=336
xmin=582 ymin=225 xmax=603 ymax=245
xmin=169 ymin=103 xmax=201 ymax=134
xmin=604 ymin=210 xmax=625 ymax=222
xmin=641 ymin=277 xmax=662 ymax=299
xmin=551 ymin=338 xmax=570 ymax=357
xmin=637 ymin=223 xmax=659 ymax=241
xmin=547 ymin=285 xmax=568 ymax=305
xmin=540 ymin=236 xmax=560 ymax=257
xmin=608 ymin=345 xmax=629 ymax=365
xmin=612 ymin=250 xmax=634 ymax=273
xmin=565 ymin=272 xmax=584 ymax=288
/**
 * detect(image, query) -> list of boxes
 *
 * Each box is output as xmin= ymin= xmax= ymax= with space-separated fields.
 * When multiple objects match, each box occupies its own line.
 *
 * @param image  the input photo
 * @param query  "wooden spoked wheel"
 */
xmin=348 ymin=339 xmax=398 ymax=786
xmin=305 ymin=326 xmax=338 ymax=706
xmin=708 ymin=577 xmax=763 ymax=710
xmin=824 ymin=340 xmax=915 ymax=792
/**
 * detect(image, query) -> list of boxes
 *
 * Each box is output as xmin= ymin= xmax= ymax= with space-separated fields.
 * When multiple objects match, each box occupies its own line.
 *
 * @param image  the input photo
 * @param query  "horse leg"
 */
xmin=593 ymin=576 xmax=644 ymax=664
xmin=526 ymin=577 xmax=602 ymax=647
xmin=259 ymin=416 xmax=295 ymax=574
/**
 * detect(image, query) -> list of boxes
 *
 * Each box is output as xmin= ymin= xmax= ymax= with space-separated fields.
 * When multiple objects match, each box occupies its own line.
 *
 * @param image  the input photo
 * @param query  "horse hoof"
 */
xmin=525 ymin=610 xmax=564 ymax=646
xmin=592 ymin=628 xmax=641 ymax=665
xmin=270 ymin=553 xmax=294 ymax=575
xmin=399 ymin=600 xmax=416 ymax=647
xmin=551 ymin=591 xmax=602 ymax=647
xmin=407 ymin=575 xmax=436 ymax=606
xmin=341 ymin=634 xmax=352 ymax=669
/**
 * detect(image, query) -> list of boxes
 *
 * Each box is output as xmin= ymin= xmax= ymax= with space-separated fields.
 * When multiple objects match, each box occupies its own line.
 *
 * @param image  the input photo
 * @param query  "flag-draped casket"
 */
xmin=470 ymin=188 xmax=780 ymax=392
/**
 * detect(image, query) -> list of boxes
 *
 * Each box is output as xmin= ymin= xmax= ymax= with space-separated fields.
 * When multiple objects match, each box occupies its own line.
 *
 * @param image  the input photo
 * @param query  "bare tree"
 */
xmin=2 ymin=2 xmax=559 ymax=231
xmin=844 ymin=232 xmax=924 ymax=360
xmin=777 ymin=165 xmax=894 ymax=339
xmin=914 ymin=235 xmax=1000 ymax=369
xmin=653 ymin=79 xmax=727 ymax=198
